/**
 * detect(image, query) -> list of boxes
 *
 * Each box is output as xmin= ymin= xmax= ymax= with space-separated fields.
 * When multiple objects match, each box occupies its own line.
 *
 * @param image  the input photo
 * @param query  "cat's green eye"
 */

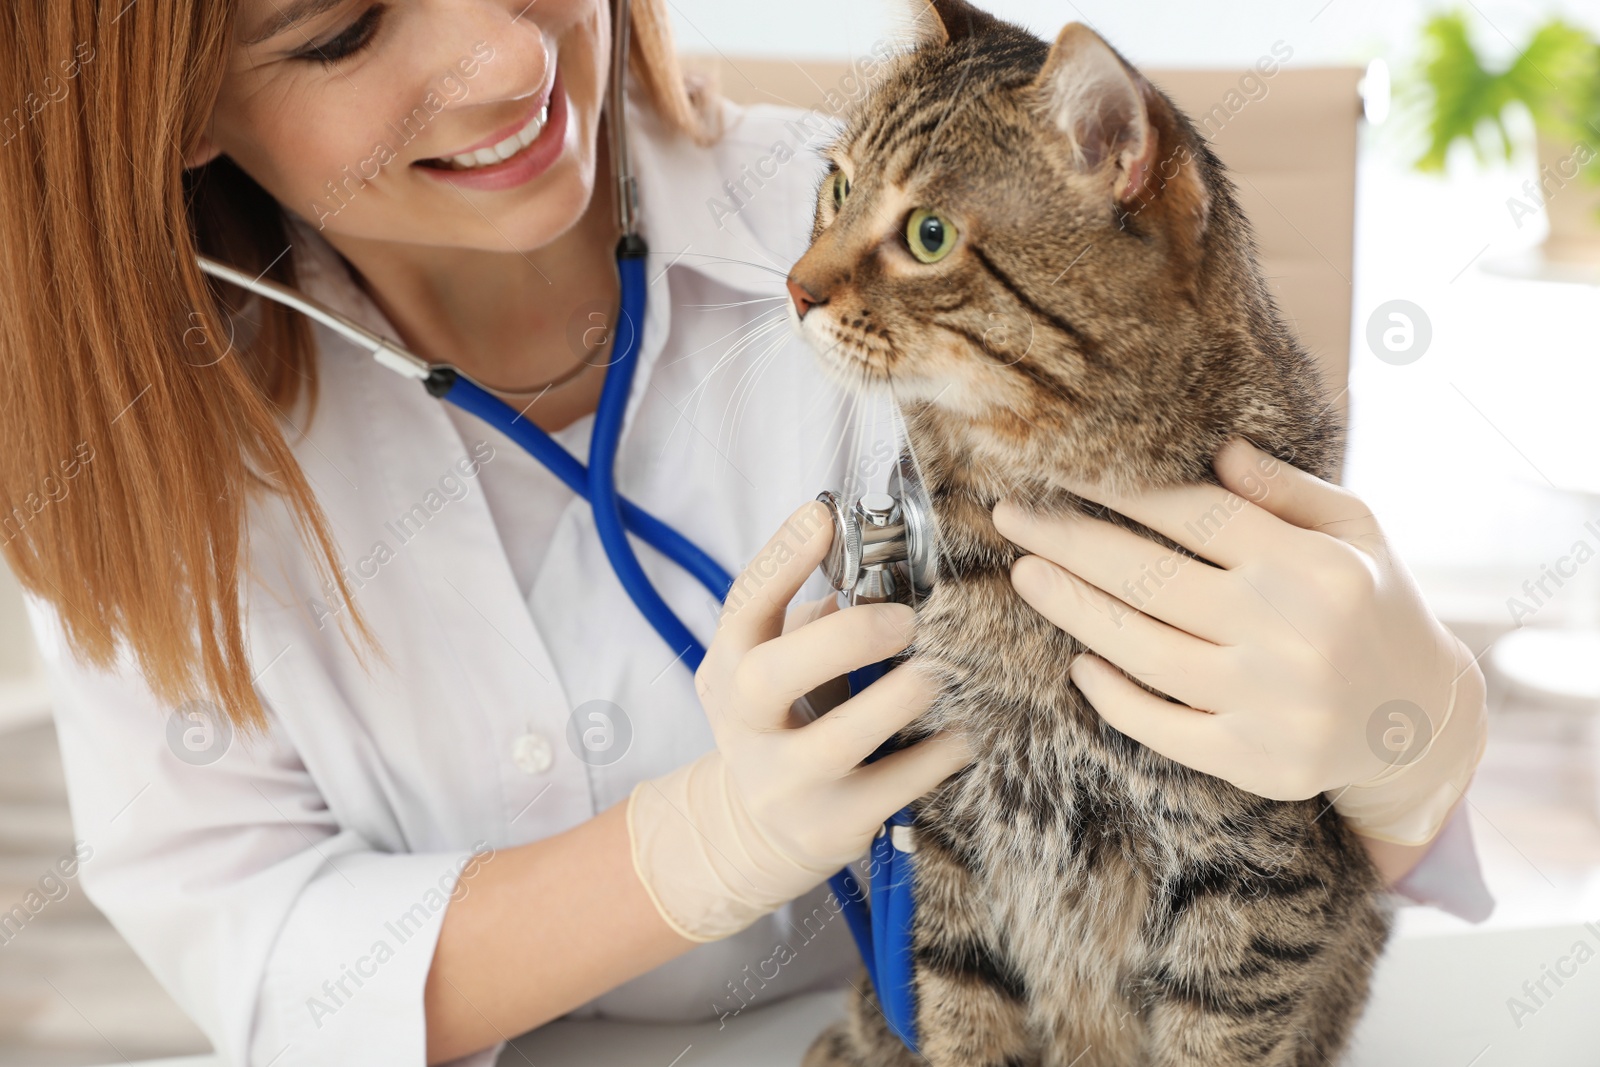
xmin=906 ymin=208 xmax=957 ymax=263
xmin=830 ymin=171 xmax=851 ymax=210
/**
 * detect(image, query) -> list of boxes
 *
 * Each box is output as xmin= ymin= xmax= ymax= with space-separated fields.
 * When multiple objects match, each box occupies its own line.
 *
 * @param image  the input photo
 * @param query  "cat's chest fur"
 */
xmin=887 ymin=422 xmax=1348 ymax=1014
xmin=901 ymin=474 xmax=1250 ymax=871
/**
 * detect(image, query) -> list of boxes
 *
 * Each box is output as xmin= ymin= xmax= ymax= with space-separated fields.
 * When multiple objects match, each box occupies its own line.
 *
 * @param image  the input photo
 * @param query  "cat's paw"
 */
xmin=800 ymin=1019 xmax=859 ymax=1067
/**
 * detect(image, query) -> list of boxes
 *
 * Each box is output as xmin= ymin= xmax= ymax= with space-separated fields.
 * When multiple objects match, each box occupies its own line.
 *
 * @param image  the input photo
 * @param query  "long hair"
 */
xmin=0 ymin=0 xmax=720 ymax=734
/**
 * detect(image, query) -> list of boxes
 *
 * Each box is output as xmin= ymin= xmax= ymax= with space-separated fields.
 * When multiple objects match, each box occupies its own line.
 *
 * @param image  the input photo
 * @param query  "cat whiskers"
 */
xmin=649 ymin=251 xmax=793 ymax=281
xmin=652 ymin=307 xmax=790 ymax=463
xmin=657 ymin=306 xmax=790 ymax=456
xmin=717 ymin=326 xmax=789 ymax=459
xmin=682 ymin=295 xmax=789 ymax=311
xmin=809 ymin=325 xmax=885 ymax=397
xmin=661 ymin=304 xmax=788 ymax=369
xmin=813 ymin=320 xmax=893 ymax=371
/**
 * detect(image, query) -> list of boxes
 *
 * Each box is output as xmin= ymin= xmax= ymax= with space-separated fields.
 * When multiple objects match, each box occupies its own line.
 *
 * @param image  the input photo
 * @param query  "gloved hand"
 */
xmin=627 ymin=500 xmax=974 ymax=943
xmin=992 ymin=438 xmax=1487 ymax=848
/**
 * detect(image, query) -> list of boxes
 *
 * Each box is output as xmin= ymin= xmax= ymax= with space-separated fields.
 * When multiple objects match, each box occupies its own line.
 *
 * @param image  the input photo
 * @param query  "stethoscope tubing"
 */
xmin=584 ymin=244 xmax=716 ymax=670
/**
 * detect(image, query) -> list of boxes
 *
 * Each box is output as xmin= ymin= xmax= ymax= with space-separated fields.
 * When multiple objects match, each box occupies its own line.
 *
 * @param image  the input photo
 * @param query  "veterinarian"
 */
xmin=0 ymin=2 xmax=1490 ymax=1065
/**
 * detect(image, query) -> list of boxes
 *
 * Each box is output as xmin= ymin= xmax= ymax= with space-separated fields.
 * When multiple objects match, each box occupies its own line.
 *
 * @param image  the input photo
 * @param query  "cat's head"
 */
xmin=786 ymin=1 xmax=1304 ymax=488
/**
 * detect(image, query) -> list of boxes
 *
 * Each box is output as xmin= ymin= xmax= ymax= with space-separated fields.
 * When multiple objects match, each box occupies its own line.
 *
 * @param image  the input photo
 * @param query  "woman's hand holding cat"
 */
xmin=627 ymin=501 xmax=974 ymax=943
xmin=992 ymin=438 xmax=1488 ymax=851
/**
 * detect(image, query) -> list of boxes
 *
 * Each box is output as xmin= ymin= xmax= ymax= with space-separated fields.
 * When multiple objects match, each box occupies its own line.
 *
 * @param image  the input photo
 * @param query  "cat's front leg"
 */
xmin=905 ymin=814 xmax=1041 ymax=1066
xmin=802 ymin=969 xmax=923 ymax=1067
xmin=803 ymin=809 xmax=1041 ymax=1067
xmin=1132 ymin=819 xmax=1392 ymax=1067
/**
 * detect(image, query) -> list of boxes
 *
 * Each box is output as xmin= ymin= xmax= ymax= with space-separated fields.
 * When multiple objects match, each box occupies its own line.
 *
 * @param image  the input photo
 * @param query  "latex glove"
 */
xmin=992 ymin=438 xmax=1487 ymax=848
xmin=627 ymin=500 xmax=973 ymax=943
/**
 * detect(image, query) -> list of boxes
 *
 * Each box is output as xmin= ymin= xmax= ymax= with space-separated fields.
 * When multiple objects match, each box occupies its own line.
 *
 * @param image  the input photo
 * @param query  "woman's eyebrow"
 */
xmin=243 ymin=0 xmax=346 ymax=46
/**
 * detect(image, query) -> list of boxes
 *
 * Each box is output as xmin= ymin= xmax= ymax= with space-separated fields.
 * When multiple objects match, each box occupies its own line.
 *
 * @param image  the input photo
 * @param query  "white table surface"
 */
xmin=95 ymin=919 xmax=1600 ymax=1067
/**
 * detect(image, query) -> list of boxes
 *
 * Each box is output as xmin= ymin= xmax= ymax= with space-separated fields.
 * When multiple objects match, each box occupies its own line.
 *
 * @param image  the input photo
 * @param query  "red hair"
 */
xmin=0 ymin=0 xmax=719 ymax=733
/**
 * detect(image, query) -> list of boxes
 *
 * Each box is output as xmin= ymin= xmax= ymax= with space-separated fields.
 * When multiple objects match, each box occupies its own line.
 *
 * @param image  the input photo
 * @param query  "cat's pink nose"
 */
xmin=786 ymin=277 xmax=826 ymax=319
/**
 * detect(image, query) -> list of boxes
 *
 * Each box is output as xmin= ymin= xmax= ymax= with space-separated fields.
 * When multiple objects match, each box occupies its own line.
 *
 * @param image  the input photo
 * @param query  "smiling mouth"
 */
xmin=417 ymin=102 xmax=551 ymax=171
xmin=416 ymin=58 xmax=560 ymax=173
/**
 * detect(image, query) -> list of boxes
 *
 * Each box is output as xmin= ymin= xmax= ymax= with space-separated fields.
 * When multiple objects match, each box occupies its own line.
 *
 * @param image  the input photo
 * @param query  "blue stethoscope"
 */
xmin=196 ymin=0 xmax=928 ymax=1049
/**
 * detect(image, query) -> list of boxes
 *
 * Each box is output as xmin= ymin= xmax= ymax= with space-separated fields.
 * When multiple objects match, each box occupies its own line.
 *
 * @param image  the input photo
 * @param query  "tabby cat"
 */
xmin=784 ymin=4 xmax=1393 ymax=1065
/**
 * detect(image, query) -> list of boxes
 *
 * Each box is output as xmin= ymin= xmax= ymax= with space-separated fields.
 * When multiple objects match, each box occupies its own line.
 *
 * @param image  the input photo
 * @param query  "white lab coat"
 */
xmin=23 ymin=74 xmax=1490 ymax=1067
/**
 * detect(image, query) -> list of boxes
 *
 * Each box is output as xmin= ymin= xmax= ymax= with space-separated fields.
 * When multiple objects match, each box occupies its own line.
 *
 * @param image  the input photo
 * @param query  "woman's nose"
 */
xmin=428 ymin=1 xmax=553 ymax=108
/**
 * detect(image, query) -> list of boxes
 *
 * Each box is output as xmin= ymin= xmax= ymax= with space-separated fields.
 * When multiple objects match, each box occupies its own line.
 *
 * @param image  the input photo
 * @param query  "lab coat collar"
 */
xmin=284 ymin=218 xmax=397 ymax=345
xmin=623 ymin=82 xmax=792 ymax=297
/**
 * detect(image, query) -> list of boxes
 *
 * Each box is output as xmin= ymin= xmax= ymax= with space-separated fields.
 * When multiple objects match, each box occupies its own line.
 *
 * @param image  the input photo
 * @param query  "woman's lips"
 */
xmin=432 ymin=102 xmax=550 ymax=169
xmin=414 ymin=66 xmax=569 ymax=192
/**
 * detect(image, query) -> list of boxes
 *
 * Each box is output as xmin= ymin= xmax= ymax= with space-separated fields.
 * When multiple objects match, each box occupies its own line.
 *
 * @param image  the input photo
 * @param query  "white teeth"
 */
xmin=491 ymin=133 xmax=521 ymax=161
xmin=440 ymin=103 xmax=551 ymax=170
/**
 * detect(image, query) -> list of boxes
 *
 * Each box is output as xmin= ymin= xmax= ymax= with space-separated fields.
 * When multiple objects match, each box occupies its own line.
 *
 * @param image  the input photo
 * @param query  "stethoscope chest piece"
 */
xmin=817 ymin=450 xmax=938 ymax=609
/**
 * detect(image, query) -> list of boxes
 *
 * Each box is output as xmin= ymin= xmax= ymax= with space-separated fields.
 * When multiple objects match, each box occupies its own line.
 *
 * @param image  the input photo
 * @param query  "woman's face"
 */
xmin=203 ymin=0 xmax=610 ymax=250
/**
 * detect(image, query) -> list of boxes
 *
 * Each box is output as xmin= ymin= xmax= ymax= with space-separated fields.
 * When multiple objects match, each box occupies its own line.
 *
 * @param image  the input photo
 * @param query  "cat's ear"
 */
xmin=1031 ymin=23 xmax=1160 ymax=205
xmin=900 ymin=0 xmax=1005 ymax=48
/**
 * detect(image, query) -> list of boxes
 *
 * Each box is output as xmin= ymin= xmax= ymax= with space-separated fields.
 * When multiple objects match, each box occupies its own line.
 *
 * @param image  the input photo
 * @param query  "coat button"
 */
xmin=511 ymin=731 xmax=555 ymax=775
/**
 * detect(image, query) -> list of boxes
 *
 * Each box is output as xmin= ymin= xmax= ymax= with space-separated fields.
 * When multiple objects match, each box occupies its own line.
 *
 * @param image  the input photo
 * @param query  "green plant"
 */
xmin=1414 ymin=10 xmax=1600 ymax=172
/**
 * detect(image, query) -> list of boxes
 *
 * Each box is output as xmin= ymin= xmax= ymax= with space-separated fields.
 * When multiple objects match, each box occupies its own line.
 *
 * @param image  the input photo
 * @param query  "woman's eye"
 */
xmin=291 ymin=5 xmax=385 ymax=66
xmin=830 ymin=171 xmax=850 ymax=210
xmin=905 ymin=208 xmax=956 ymax=263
